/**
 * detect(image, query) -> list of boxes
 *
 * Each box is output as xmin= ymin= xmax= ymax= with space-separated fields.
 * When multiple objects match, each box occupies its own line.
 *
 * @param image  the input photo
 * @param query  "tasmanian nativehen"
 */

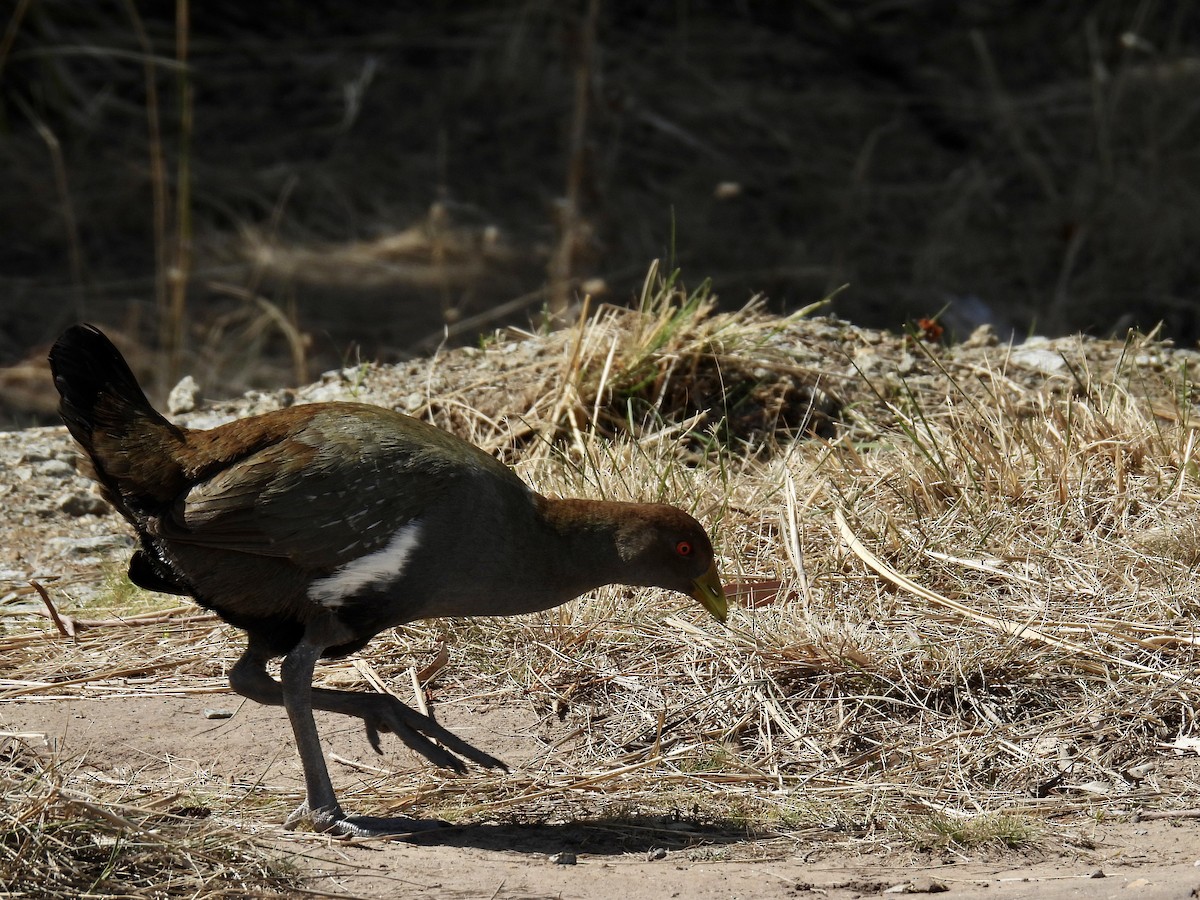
xmin=49 ymin=323 xmax=727 ymax=836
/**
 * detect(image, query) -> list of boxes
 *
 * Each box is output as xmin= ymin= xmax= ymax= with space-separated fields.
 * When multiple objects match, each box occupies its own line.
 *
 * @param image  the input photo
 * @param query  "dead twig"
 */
xmin=30 ymin=580 xmax=74 ymax=638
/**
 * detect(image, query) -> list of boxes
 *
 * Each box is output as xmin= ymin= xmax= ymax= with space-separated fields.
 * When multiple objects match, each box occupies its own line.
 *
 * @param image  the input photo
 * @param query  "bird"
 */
xmin=49 ymin=323 xmax=727 ymax=837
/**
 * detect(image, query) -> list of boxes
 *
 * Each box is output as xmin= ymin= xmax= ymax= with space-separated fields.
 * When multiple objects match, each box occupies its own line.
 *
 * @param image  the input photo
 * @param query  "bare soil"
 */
xmin=7 ymin=695 xmax=1200 ymax=899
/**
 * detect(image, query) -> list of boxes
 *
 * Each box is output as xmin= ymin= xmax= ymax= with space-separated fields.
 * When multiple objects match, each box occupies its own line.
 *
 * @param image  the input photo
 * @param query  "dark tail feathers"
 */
xmin=49 ymin=324 xmax=184 ymax=508
xmin=49 ymin=324 xmax=171 ymax=442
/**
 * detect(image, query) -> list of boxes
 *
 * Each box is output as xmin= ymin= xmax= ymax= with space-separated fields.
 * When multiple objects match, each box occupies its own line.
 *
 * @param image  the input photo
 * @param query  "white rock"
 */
xmin=168 ymin=375 xmax=200 ymax=414
xmin=1010 ymin=347 xmax=1065 ymax=374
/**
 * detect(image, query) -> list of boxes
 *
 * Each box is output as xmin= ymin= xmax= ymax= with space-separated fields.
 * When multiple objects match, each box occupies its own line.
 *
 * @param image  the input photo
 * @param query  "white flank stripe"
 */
xmin=308 ymin=521 xmax=422 ymax=607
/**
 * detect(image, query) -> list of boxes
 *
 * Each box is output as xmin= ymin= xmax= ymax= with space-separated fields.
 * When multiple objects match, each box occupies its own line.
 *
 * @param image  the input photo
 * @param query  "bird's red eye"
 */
xmin=676 ymin=540 xmax=693 ymax=557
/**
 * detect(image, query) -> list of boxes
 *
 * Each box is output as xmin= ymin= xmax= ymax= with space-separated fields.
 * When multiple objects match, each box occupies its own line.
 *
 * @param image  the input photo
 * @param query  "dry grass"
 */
xmin=0 ymin=738 xmax=296 ymax=898
xmin=5 ymin=269 xmax=1200 ymax=889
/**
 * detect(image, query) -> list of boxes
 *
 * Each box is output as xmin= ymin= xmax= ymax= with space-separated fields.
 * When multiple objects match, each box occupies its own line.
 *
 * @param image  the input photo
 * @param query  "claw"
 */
xmin=379 ymin=701 xmax=507 ymax=771
xmin=365 ymin=721 xmax=383 ymax=755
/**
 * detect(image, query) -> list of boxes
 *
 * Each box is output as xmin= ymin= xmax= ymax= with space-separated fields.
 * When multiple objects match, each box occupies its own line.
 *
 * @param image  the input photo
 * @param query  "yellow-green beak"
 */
xmin=690 ymin=560 xmax=728 ymax=624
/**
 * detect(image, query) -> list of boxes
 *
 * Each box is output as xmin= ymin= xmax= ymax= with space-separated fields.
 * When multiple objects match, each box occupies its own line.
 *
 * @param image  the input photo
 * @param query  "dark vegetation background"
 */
xmin=2 ymin=1 xmax=1199 ymax=419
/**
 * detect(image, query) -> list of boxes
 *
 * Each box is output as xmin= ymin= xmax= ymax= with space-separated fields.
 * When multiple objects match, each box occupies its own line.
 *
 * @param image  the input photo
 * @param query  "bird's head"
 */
xmin=613 ymin=504 xmax=728 ymax=624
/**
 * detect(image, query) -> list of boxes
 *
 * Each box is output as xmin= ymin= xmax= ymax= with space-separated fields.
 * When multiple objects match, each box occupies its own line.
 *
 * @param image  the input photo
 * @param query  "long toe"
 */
xmin=284 ymin=801 xmax=355 ymax=835
xmin=284 ymin=801 xmax=448 ymax=838
xmin=379 ymin=697 xmax=508 ymax=771
xmin=374 ymin=708 xmax=472 ymax=772
xmin=339 ymin=814 xmax=451 ymax=838
xmin=347 ymin=693 xmax=507 ymax=771
xmin=360 ymin=712 xmax=466 ymax=772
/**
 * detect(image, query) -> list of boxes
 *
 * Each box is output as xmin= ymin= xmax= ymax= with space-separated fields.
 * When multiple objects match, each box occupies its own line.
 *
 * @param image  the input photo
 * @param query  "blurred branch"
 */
xmin=971 ymin=28 xmax=1059 ymax=205
xmin=0 ymin=0 xmax=33 ymax=78
xmin=547 ymin=0 xmax=600 ymax=323
xmin=9 ymin=93 xmax=85 ymax=314
xmin=166 ymin=0 xmax=194 ymax=384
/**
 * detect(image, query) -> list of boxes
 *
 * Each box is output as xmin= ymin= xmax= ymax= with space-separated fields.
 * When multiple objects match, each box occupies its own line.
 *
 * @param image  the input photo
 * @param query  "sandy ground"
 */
xmin=5 ymin=693 xmax=1200 ymax=899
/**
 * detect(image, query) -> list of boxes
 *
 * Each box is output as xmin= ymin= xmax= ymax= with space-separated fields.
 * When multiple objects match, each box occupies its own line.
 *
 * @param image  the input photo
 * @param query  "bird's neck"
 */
xmin=413 ymin=496 xmax=657 ymax=621
xmin=535 ymin=496 xmax=633 ymax=547
xmin=531 ymin=496 xmax=647 ymax=592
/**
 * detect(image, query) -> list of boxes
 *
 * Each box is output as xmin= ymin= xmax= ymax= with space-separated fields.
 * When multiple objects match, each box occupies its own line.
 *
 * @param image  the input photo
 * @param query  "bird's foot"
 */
xmin=284 ymin=801 xmax=448 ymax=839
xmin=340 ymin=693 xmax=508 ymax=773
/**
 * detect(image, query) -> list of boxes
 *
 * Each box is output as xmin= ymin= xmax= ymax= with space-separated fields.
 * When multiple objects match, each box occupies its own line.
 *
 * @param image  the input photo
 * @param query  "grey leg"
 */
xmin=278 ymin=619 xmax=345 ymax=831
xmin=229 ymin=627 xmax=504 ymax=837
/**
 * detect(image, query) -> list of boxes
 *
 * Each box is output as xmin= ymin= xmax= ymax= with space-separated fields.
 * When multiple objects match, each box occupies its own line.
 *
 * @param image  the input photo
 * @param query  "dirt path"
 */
xmin=5 ymin=694 xmax=1200 ymax=899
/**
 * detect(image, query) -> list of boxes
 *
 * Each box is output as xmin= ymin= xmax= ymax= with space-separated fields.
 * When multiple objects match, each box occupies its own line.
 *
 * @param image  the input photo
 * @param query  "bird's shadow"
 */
xmin=363 ymin=814 xmax=762 ymax=855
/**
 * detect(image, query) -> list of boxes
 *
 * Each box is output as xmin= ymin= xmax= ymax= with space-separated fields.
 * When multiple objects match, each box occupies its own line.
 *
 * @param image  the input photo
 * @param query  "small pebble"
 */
xmin=203 ymin=709 xmax=234 ymax=720
xmin=1011 ymin=347 xmax=1066 ymax=374
xmin=34 ymin=459 xmax=75 ymax=479
xmin=59 ymin=493 xmax=109 ymax=517
xmin=1125 ymin=762 xmax=1156 ymax=780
